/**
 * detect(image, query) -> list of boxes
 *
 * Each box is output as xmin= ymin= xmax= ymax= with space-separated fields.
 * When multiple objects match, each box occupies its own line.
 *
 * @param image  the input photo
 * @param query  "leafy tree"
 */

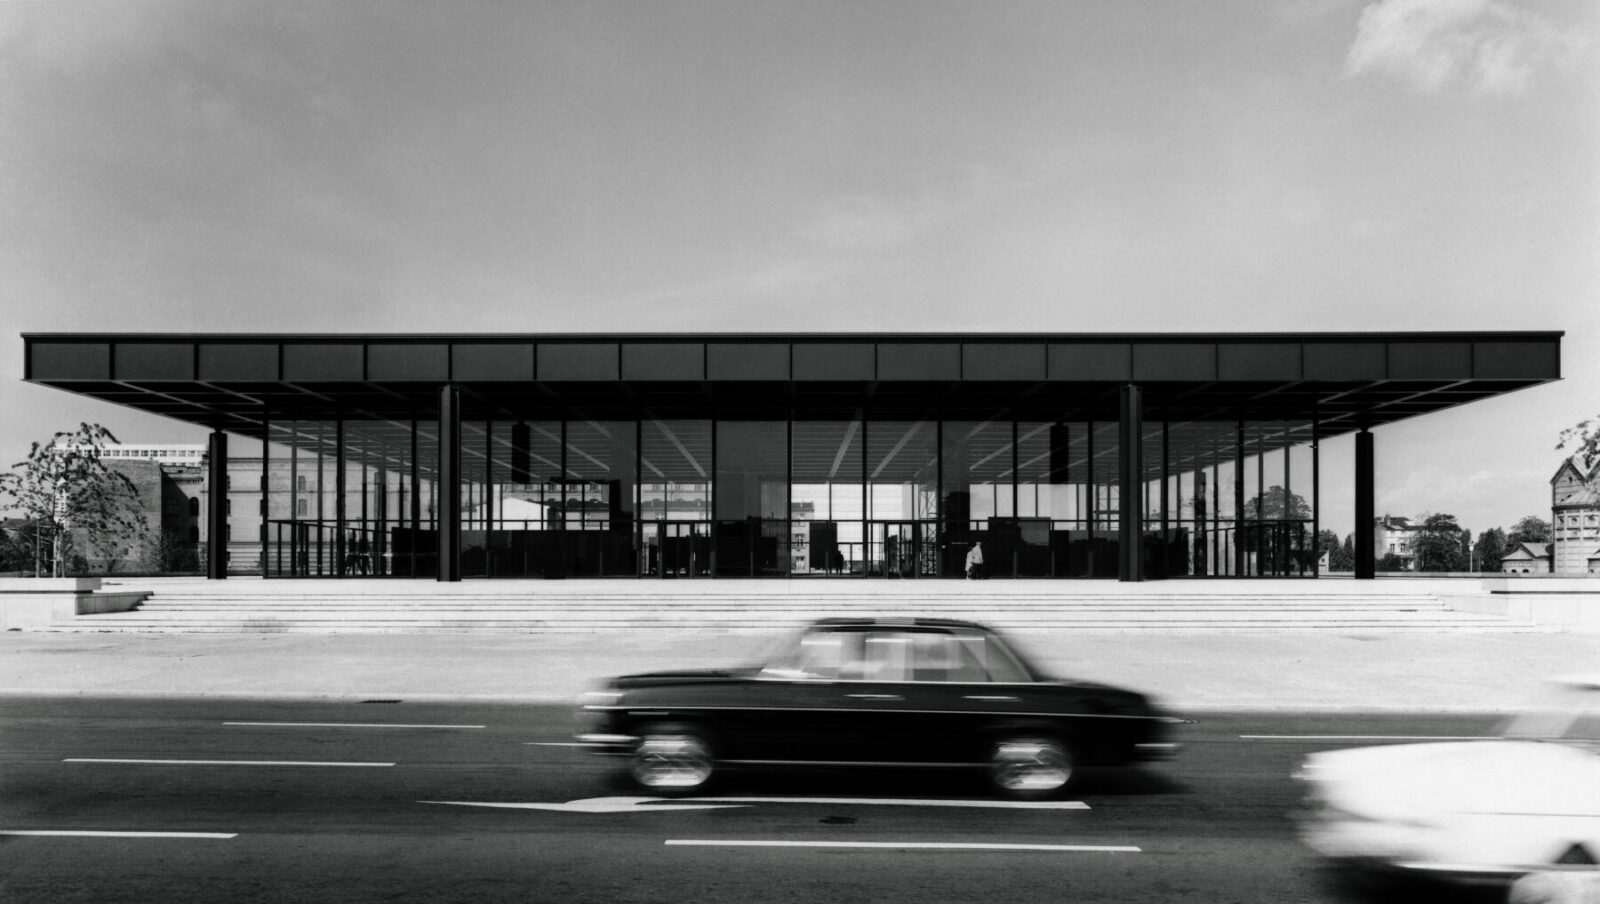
xmin=1473 ymin=527 xmax=1507 ymax=573
xmin=1329 ymin=533 xmax=1355 ymax=572
xmin=0 ymin=522 xmax=32 ymax=573
xmin=0 ymin=424 xmax=146 ymax=577
xmin=1377 ymin=552 xmax=1407 ymax=572
xmin=1558 ymin=417 xmax=1599 ymax=469
xmin=1240 ymin=485 xmax=1313 ymax=573
xmin=140 ymin=528 xmax=200 ymax=574
xmin=1243 ymin=485 xmax=1312 ymax=520
xmin=1507 ymin=515 xmax=1552 ymax=547
xmin=1315 ymin=529 xmax=1341 ymax=565
xmin=1412 ymin=513 xmax=1468 ymax=572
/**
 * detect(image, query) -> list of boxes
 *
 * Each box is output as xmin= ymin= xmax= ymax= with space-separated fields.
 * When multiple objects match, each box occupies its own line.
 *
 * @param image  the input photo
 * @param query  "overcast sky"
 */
xmin=2 ymin=0 xmax=1595 ymax=537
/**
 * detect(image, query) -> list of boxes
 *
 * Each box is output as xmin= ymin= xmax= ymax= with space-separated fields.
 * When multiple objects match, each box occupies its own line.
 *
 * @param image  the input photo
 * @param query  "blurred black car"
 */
xmin=575 ymin=617 xmax=1180 ymax=798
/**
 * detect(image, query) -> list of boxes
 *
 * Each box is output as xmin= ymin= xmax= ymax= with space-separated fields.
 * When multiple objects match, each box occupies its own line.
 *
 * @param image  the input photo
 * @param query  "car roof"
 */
xmin=808 ymin=616 xmax=996 ymax=632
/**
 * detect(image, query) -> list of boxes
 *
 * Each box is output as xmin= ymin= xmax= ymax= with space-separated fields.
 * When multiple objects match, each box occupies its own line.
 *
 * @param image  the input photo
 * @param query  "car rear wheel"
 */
xmin=987 ymin=736 xmax=1074 ymax=799
xmin=629 ymin=724 xmax=716 ymax=794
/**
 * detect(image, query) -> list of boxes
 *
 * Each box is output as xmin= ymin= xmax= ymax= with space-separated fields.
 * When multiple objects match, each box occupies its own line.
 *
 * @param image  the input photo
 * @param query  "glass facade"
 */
xmin=257 ymin=406 xmax=1322 ymax=580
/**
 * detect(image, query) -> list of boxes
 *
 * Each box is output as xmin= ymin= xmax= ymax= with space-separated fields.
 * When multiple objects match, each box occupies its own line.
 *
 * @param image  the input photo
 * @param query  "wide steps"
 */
xmin=53 ymin=580 xmax=1535 ymax=633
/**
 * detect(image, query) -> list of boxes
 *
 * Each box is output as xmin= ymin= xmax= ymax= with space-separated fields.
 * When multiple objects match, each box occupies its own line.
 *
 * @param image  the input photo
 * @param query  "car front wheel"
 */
xmin=988 ymin=736 xmax=1074 ymax=799
xmin=629 ymin=724 xmax=716 ymax=794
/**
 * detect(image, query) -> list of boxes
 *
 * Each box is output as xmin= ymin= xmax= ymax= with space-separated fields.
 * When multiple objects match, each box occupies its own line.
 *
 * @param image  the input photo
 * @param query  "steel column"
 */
xmin=1355 ymin=428 xmax=1375 ymax=580
xmin=1118 ymin=384 xmax=1143 ymax=582
xmin=206 ymin=430 xmax=228 ymax=580
xmin=438 ymin=384 xmax=462 ymax=582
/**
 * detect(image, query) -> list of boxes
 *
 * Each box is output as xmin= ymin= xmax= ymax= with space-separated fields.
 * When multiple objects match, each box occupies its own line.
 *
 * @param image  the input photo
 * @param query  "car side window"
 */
xmin=910 ymin=632 xmax=990 ymax=682
xmin=761 ymin=629 xmax=883 ymax=680
xmin=760 ymin=627 xmax=1034 ymax=683
xmin=763 ymin=631 xmax=852 ymax=679
xmin=841 ymin=633 xmax=911 ymax=682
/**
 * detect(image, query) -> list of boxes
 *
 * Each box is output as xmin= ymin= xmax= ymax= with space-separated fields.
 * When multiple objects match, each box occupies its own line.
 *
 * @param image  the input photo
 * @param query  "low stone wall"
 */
xmin=0 ymin=578 xmax=149 ymax=630
xmin=1438 ymin=577 xmax=1600 ymax=630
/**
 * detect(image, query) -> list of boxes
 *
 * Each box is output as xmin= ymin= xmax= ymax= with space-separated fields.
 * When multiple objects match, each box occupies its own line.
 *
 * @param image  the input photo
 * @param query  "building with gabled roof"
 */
xmin=1552 ymin=456 xmax=1600 ymax=575
xmin=1501 ymin=541 xmax=1552 ymax=574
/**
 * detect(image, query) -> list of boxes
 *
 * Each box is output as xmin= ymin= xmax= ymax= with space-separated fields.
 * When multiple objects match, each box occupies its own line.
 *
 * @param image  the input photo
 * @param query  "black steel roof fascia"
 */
xmin=19 ymin=330 xmax=1567 ymax=344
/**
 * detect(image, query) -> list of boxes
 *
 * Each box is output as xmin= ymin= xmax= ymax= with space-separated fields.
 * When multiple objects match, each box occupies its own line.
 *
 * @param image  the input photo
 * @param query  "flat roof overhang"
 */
xmin=23 ymin=332 xmax=1562 ymax=444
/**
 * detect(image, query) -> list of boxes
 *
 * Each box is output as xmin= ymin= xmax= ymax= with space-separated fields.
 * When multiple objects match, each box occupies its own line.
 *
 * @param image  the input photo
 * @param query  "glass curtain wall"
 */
xmin=255 ymin=409 xmax=1319 ymax=580
xmin=265 ymin=419 xmax=337 ymax=577
xmin=485 ymin=421 xmax=562 ymax=577
xmin=641 ymin=420 xmax=712 ymax=577
xmin=714 ymin=420 xmax=788 ymax=577
xmin=340 ymin=420 xmax=412 ymax=578
xmin=565 ymin=420 xmax=639 ymax=577
xmin=942 ymin=421 xmax=1015 ymax=578
xmin=791 ymin=418 xmax=864 ymax=575
xmin=263 ymin=417 xmax=438 ymax=578
xmin=1089 ymin=421 xmax=1122 ymax=578
xmin=1158 ymin=418 xmax=1316 ymax=577
xmin=1238 ymin=420 xmax=1318 ymax=576
xmin=1016 ymin=422 xmax=1079 ymax=577
xmin=1165 ymin=422 xmax=1240 ymax=577
xmin=866 ymin=420 xmax=938 ymax=577
xmin=459 ymin=421 xmax=493 ymax=578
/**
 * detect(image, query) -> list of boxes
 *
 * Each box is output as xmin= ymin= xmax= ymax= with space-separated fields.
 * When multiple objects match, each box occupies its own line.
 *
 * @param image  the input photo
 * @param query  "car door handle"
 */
xmin=845 ymin=693 xmax=904 ymax=701
xmin=963 ymin=695 xmax=1022 ymax=703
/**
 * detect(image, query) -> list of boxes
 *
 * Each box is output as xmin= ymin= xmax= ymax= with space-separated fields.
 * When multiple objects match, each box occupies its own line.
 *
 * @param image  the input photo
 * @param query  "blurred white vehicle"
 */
xmin=1296 ymin=675 xmax=1600 ymax=885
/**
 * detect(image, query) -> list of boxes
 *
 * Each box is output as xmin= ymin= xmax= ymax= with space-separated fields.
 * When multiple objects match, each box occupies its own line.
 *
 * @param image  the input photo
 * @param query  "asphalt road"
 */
xmin=0 ymin=698 xmax=1516 ymax=904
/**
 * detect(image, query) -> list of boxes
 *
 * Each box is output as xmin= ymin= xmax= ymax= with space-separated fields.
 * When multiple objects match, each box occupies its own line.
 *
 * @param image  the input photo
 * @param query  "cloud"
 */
xmin=1345 ymin=0 xmax=1588 ymax=96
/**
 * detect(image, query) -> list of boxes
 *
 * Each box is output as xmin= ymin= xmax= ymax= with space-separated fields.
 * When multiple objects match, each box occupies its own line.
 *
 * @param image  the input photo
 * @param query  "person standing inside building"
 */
xmin=965 ymin=541 xmax=984 ymax=580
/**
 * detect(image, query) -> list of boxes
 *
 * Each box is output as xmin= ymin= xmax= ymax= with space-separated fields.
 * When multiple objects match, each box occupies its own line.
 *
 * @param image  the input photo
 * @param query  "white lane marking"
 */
xmin=692 ymin=797 xmax=1090 ymax=810
xmin=1 ymin=830 xmax=237 ymax=839
xmin=226 ymin=721 xmax=485 ymax=730
xmin=1239 ymin=735 xmax=1499 ymax=741
xmin=65 ymin=758 xmax=395 ymax=767
xmin=666 ymin=840 xmax=1140 ymax=852
xmin=420 ymin=796 xmax=1089 ymax=813
xmin=422 ymin=798 xmax=746 ymax=813
xmin=526 ymin=742 xmax=595 ymax=747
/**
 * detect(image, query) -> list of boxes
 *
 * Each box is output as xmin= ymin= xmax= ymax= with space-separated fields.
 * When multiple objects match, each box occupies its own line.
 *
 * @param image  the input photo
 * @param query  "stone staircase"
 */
xmin=51 ymin=577 xmax=1539 ymax=634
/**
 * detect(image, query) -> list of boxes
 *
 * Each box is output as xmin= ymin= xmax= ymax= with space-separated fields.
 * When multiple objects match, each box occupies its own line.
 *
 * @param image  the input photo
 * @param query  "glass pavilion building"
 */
xmin=22 ymin=332 xmax=1562 ymax=582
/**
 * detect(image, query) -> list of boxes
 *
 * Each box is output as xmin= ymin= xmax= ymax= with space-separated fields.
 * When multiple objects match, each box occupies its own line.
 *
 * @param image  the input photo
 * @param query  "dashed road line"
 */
xmin=65 ymin=758 xmax=395 ymax=767
xmin=2 ymin=830 xmax=237 ymax=839
xmin=665 ymin=840 xmax=1139 ymax=852
xmin=691 ymin=796 xmax=1090 ymax=810
xmin=422 ymin=796 xmax=1090 ymax=813
xmin=1239 ymin=735 xmax=1498 ymax=741
xmin=226 ymin=721 xmax=485 ymax=729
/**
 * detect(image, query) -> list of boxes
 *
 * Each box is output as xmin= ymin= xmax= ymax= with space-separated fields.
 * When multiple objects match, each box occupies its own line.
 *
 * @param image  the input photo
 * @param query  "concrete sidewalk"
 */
xmin=4 ymin=628 xmax=1598 ymax=712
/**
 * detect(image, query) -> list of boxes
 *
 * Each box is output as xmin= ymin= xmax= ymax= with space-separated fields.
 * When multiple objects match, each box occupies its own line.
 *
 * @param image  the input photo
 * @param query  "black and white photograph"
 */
xmin=2 ymin=1 xmax=1597 ymax=901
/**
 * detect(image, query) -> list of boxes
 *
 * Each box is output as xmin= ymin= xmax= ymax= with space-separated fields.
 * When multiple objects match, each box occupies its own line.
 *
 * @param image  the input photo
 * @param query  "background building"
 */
xmin=1372 ymin=514 xmax=1421 ymax=570
xmin=1501 ymin=542 xmax=1553 ymax=574
xmin=1551 ymin=456 xmax=1600 ymax=575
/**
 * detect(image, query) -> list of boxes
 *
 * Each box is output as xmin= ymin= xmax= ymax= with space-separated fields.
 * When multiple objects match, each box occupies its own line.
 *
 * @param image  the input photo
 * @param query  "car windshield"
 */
xmin=758 ymin=626 xmax=1035 ymax=683
xmin=1499 ymin=680 xmax=1600 ymax=746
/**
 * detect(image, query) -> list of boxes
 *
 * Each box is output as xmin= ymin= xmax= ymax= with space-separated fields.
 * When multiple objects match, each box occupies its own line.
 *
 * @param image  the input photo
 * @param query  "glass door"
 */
xmin=645 ymin=521 xmax=712 ymax=578
xmin=870 ymin=521 xmax=936 ymax=578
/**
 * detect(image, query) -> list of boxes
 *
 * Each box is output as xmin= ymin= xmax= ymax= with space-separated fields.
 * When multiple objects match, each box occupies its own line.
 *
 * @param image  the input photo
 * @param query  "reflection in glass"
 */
xmin=642 ymin=420 xmax=711 ymax=577
xmin=715 ymin=421 xmax=787 ymax=576
xmin=791 ymin=419 xmax=863 ymax=575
